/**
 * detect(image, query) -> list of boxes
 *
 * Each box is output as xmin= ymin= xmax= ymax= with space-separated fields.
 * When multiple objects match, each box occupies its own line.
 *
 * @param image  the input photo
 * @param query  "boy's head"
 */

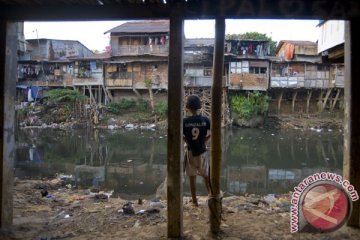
xmin=186 ymin=95 xmax=201 ymax=111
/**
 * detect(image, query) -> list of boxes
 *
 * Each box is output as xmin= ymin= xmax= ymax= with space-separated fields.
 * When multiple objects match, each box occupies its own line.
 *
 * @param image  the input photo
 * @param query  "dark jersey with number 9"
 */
xmin=183 ymin=115 xmax=210 ymax=156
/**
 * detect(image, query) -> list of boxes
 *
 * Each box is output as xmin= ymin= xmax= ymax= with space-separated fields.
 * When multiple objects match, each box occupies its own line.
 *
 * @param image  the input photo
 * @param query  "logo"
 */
xmin=290 ymin=172 xmax=359 ymax=233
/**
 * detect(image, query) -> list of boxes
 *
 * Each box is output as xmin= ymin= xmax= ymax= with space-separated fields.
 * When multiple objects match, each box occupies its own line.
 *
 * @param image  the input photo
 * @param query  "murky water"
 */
xmin=15 ymin=126 xmax=343 ymax=199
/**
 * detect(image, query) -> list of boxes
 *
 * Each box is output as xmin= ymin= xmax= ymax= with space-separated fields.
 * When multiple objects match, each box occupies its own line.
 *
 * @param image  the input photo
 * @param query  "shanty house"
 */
xmin=184 ymin=38 xmax=214 ymax=87
xmin=226 ymin=40 xmax=271 ymax=91
xmin=271 ymin=40 xmax=331 ymax=88
xmin=317 ymin=20 xmax=345 ymax=88
xmin=104 ymin=20 xmax=169 ymax=100
xmin=17 ymin=39 xmax=93 ymax=88
xmin=72 ymin=52 xmax=111 ymax=104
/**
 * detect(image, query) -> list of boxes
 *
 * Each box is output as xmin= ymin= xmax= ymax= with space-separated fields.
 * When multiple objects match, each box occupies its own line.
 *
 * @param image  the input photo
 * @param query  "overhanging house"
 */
xmin=17 ymin=38 xmax=93 ymax=89
xmin=72 ymin=52 xmax=112 ymax=104
xmin=226 ymin=39 xmax=271 ymax=91
xmin=317 ymin=20 xmax=345 ymax=88
xmin=104 ymin=20 xmax=169 ymax=100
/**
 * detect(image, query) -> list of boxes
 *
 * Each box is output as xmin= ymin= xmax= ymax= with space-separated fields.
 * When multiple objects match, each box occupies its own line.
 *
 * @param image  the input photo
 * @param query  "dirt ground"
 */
xmin=1 ymin=177 xmax=359 ymax=240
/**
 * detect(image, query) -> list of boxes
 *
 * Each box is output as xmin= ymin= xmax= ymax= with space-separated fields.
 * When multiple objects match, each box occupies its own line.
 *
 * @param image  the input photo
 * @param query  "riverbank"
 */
xmin=18 ymin=102 xmax=344 ymax=131
xmin=1 ymin=177 xmax=359 ymax=240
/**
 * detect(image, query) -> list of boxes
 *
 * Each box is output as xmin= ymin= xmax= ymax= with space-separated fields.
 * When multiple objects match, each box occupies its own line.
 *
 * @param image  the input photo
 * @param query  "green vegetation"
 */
xmin=136 ymin=99 xmax=148 ymax=112
xmin=225 ymin=32 xmax=277 ymax=55
xmin=230 ymin=91 xmax=270 ymax=120
xmin=43 ymin=88 xmax=87 ymax=104
xmin=106 ymin=99 xmax=137 ymax=114
xmin=154 ymin=100 xmax=168 ymax=118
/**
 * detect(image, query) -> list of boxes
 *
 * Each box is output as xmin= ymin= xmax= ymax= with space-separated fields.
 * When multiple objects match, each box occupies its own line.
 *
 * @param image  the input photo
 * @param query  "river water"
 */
xmin=15 ymin=126 xmax=343 ymax=199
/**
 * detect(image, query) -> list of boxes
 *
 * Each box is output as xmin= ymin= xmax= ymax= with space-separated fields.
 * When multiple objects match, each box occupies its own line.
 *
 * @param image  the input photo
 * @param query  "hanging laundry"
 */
xmin=284 ymin=43 xmax=295 ymax=60
xmin=161 ymin=36 xmax=166 ymax=45
xmin=90 ymin=61 xmax=97 ymax=71
xmin=28 ymin=88 xmax=34 ymax=102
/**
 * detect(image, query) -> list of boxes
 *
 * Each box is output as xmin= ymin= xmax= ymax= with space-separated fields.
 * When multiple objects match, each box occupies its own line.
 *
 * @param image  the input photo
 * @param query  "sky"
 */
xmin=24 ymin=19 xmax=320 ymax=52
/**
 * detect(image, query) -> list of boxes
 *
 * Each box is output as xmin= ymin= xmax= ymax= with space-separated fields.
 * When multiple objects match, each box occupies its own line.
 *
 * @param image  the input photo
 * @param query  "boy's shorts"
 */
xmin=184 ymin=149 xmax=209 ymax=177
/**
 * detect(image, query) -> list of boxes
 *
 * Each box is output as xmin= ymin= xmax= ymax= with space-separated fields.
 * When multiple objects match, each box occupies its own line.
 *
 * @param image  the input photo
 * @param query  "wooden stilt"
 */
xmin=317 ymin=90 xmax=324 ymax=112
xmin=291 ymin=90 xmax=298 ymax=113
xmin=167 ymin=8 xmax=184 ymax=238
xmin=306 ymin=90 xmax=312 ymax=114
xmin=330 ymin=88 xmax=341 ymax=112
xmin=209 ymin=18 xmax=225 ymax=234
xmin=321 ymin=88 xmax=332 ymax=112
xmin=277 ymin=90 xmax=283 ymax=115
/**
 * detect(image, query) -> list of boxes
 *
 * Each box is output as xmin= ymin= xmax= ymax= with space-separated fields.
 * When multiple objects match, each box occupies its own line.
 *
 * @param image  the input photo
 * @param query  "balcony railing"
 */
xmin=111 ymin=44 xmax=169 ymax=56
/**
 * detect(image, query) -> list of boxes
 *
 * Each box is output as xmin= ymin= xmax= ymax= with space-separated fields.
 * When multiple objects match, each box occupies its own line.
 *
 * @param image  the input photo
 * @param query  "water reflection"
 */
xmin=15 ymin=127 xmax=343 ymax=199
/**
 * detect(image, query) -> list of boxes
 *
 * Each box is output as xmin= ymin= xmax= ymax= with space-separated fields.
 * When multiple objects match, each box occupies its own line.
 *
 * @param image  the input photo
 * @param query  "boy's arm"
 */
xmin=205 ymin=130 xmax=211 ymax=144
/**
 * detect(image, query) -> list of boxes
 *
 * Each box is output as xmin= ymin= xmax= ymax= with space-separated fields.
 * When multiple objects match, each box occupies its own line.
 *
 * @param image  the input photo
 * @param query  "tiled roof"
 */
xmin=105 ymin=20 xmax=169 ymax=34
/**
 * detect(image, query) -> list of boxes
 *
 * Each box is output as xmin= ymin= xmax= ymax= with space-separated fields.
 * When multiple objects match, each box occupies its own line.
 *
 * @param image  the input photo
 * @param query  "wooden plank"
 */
xmin=1 ymin=1 xmax=360 ymax=21
xmin=344 ymin=20 xmax=360 ymax=227
xmin=209 ymin=18 xmax=225 ymax=234
xmin=167 ymin=7 xmax=184 ymax=238
xmin=1 ymin=21 xmax=17 ymax=228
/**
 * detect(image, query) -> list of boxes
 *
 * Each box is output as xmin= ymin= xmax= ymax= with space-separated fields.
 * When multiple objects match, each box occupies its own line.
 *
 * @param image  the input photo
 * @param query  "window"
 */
xmin=204 ymin=67 xmax=212 ymax=76
xmin=249 ymin=67 xmax=267 ymax=74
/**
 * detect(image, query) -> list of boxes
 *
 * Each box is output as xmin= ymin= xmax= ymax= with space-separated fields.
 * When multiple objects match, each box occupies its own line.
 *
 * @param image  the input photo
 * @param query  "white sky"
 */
xmin=24 ymin=19 xmax=320 ymax=52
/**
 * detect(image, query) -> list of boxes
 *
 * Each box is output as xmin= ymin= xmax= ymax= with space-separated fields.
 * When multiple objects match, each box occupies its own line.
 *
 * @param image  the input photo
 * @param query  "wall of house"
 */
xmin=330 ymin=64 xmax=344 ymax=88
xmin=73 ymin=60 xmax=103 ymax=86
xmin=134 ymin=62 xmax=168 ymax=89
xmin=228 ymin=60 xmax=269 ymax=91
xmin=317 ymin=20 xmax=345 ymax=54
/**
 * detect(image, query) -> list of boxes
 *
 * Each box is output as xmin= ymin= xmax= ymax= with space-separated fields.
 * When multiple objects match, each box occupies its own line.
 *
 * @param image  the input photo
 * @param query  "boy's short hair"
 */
xmin=186 ymin=95 xmax=201 ymax=110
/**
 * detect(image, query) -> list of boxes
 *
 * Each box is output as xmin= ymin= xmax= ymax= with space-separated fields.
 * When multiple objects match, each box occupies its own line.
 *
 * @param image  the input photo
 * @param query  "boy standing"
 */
xmin=183 ymin=95 xmax=211 ymax=206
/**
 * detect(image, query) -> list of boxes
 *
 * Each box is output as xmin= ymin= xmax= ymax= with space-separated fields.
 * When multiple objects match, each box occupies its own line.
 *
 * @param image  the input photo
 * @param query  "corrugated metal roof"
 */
xmin=278 ymin=40 xmax=317 ymax=46
xmin=275 ymin=40 xmax=317 ymax=54
xmin=105 ymin=20 xmax=169 ymax=34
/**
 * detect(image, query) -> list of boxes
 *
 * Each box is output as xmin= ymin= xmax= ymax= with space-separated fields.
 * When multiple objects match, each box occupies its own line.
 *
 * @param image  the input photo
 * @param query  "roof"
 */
xmin=105 ymin=20 xmax=169 ymax=34
xmin=26 ymin=38 xmax=93 ymax=53
xmin=73 ymin=52 xmax=111 ymax=60
xmin=275 ymin=40 xmax=317 ymax=54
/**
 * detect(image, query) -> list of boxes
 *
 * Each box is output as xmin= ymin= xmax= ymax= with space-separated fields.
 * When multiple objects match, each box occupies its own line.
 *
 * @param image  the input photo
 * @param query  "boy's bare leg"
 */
xmin=189 ymin=176 xmax=198 ymax=206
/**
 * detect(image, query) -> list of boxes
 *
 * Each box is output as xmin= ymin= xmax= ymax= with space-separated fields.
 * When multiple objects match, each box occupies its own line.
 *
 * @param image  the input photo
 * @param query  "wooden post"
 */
xmin=291 ymin=90 xmax=298 ymax=113
xmin=321 ymin=88 xmax=332 ymax=112
xmin=330 ymin=88 xmax=341 ymax=112
xmin=344 ymin=20 xmax=360 ymax=227
xmin=209 ymin=18 xmax=225 ymax=234
xmin=277 ymin=90 xmax=283 ymax=115
xmin=306 ymin=90 xmax=312 ymax=114
xmin=1 ymin=21 xmax=17 ymax=228
xmin=167 ymin=8 xmax=184 ymax=239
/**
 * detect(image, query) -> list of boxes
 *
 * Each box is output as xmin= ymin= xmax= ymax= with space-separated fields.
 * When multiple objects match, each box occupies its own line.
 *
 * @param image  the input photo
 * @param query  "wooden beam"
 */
xmin=209 ymin=18 xmax=225 ymax=234
xmin=306 ymin=90 xmax=312 ymax=114
xmin=167 ymin=7 xmax=183 ymax=239
xmin=344 ymin=19 xmax=360 ymax=227
xmin=1 ymin=21 xmax=17 ymax=228
xmin=330 ymin=88 xmax=341 ymax=111
xmin=321 ymin=88 xmax=332 ymax=112
xmin=1 ymin=0 xmax=360 ymax=21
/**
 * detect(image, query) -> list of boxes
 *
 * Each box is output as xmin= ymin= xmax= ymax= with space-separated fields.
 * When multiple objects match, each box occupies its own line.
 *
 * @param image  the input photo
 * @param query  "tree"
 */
xmin=225 ymin=32 xmax=277 ymax=55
